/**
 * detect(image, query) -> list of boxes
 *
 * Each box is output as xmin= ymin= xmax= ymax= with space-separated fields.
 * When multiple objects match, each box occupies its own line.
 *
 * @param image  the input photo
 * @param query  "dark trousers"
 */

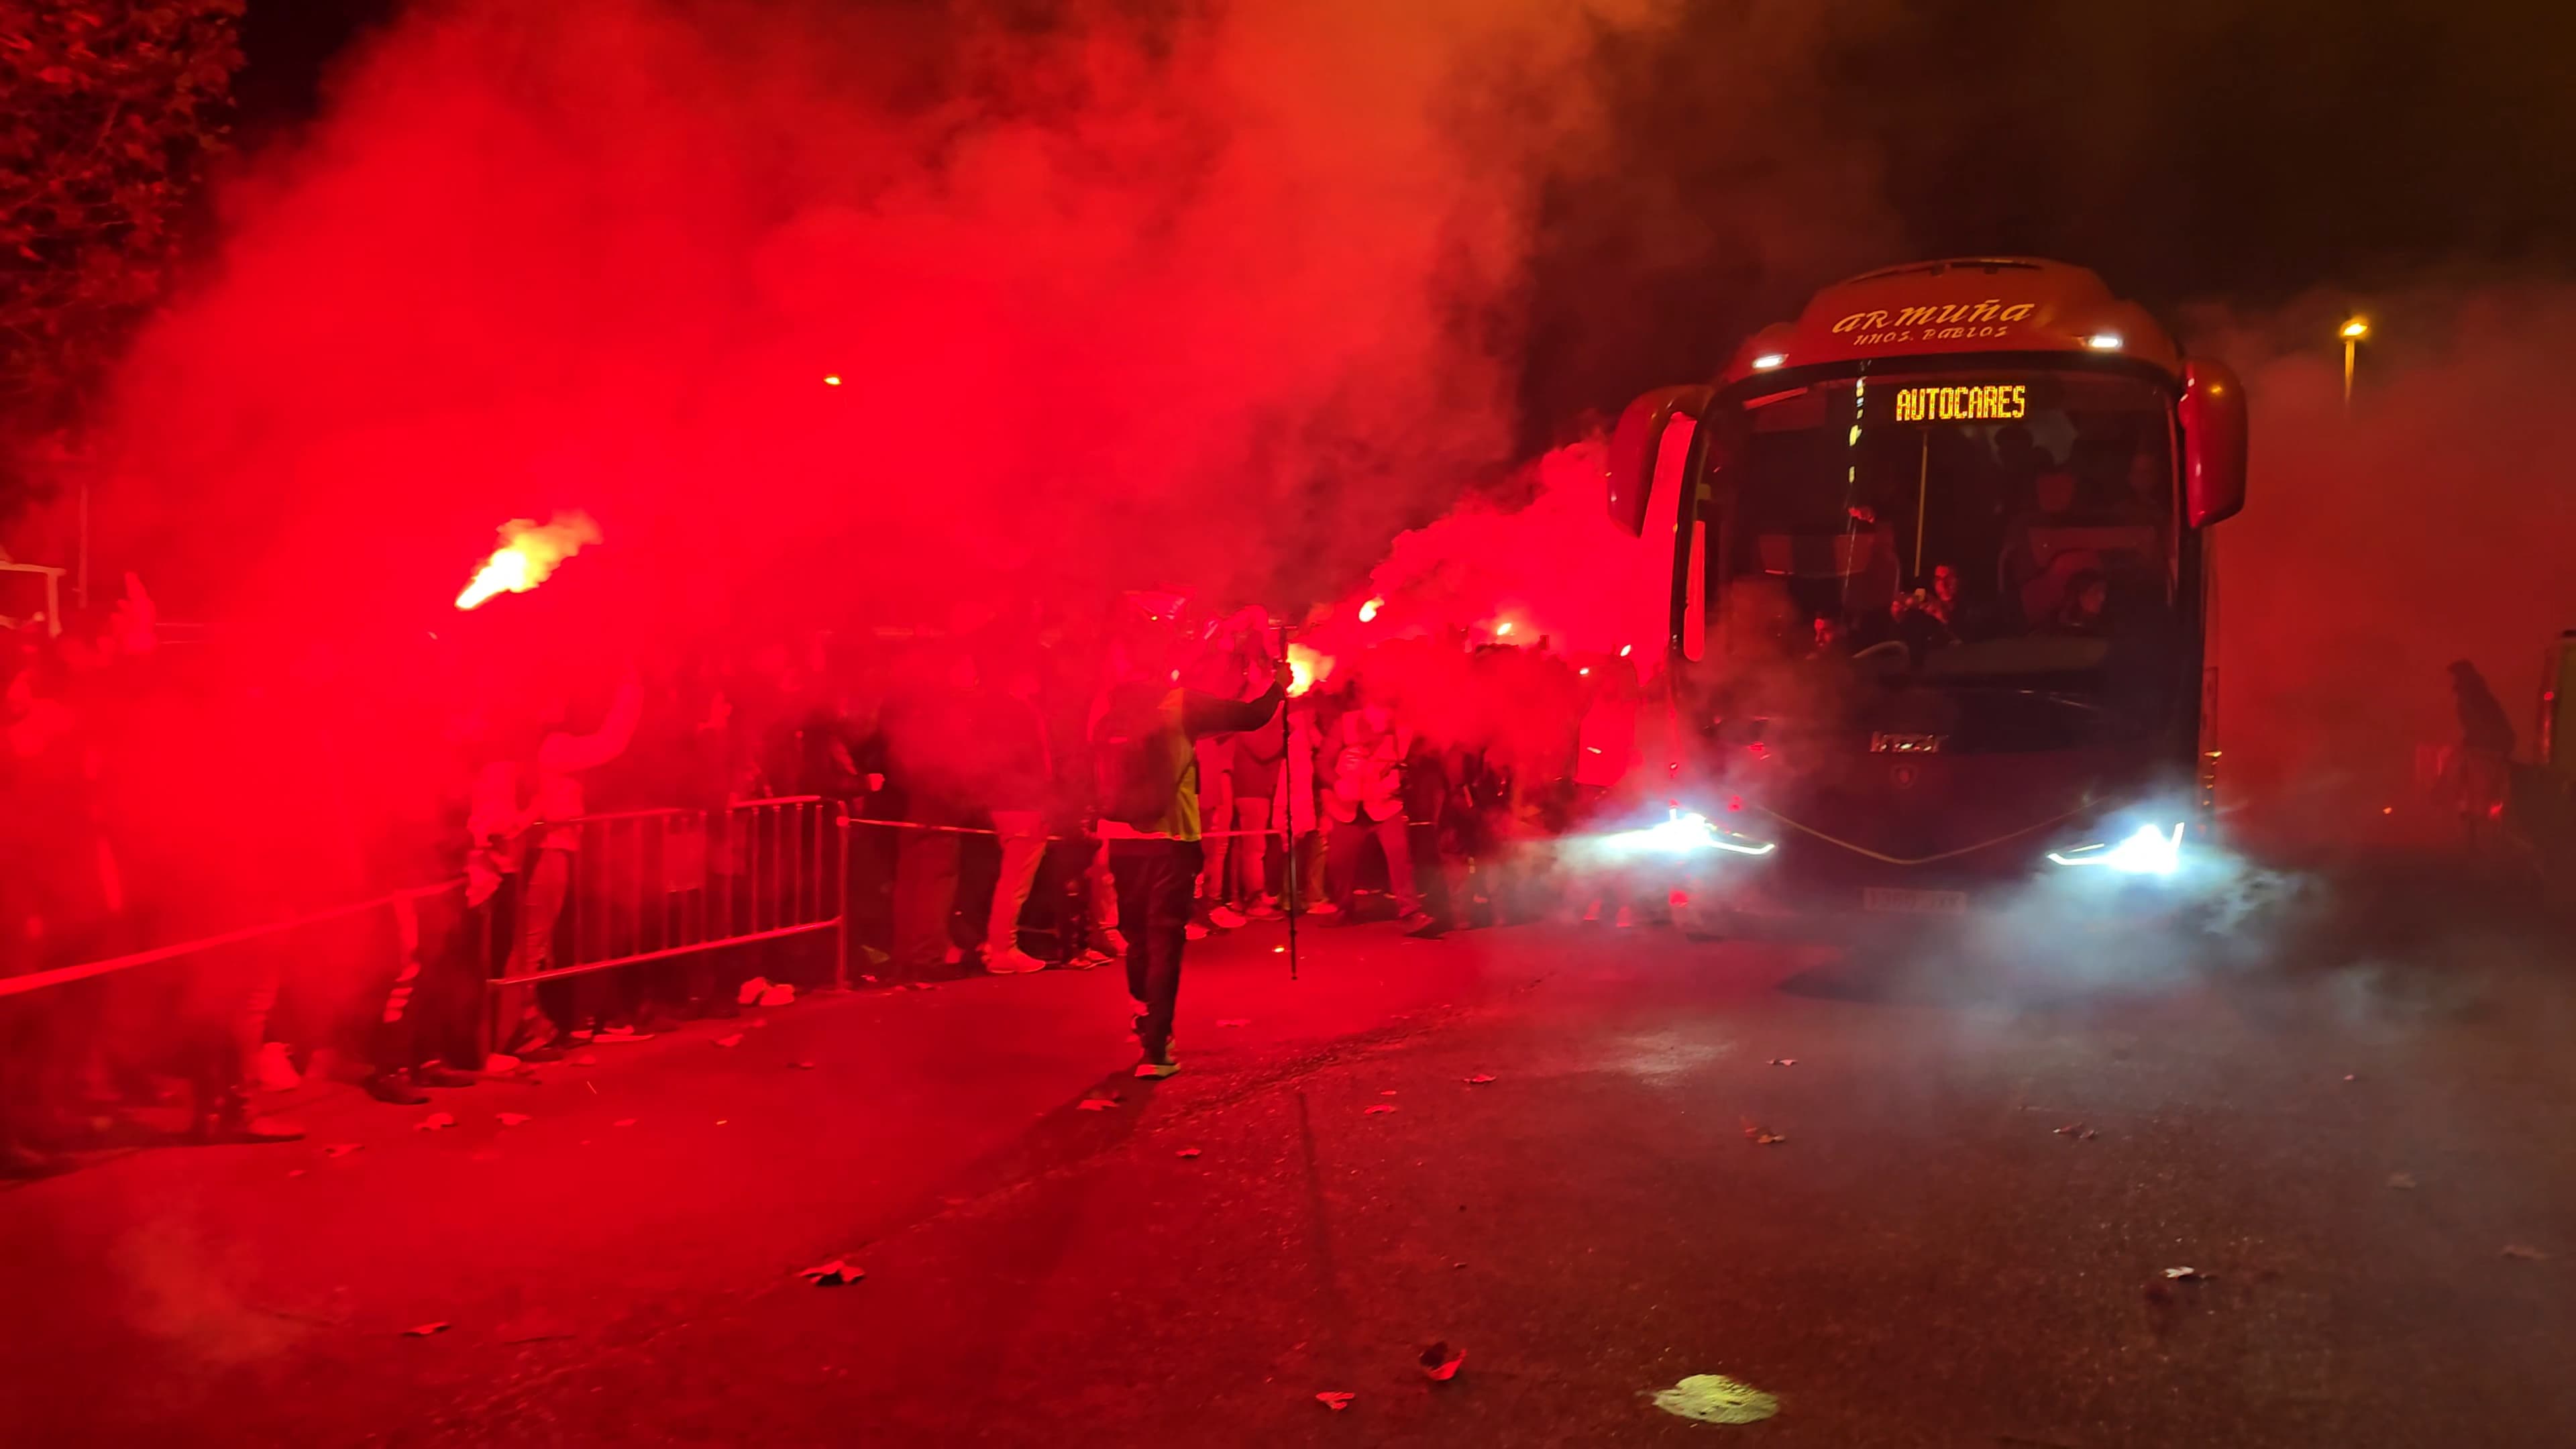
xmin=891 ymin=830 xmax=962 ymax=975
xmin=1327 ymin=814 xmax=1421 ymax=915
xmin=372 ymin=891 xmax=488 ymax=1072
xmin=1108 ymin=838 xmax=1199 ymax=1057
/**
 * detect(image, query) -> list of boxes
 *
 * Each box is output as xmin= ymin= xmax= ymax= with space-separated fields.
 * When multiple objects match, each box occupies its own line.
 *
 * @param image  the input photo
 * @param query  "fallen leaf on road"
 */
xmin=1768 ymin=1058 xmax=1797 ymax=1067
xmin=1742 ymin=1122 xmax=1786 ymax=1145
xmin=798 ymin=1260 xmax=865 ymax=1285
xmin=612 ymin=1118 xmax=637 ymax=1128
xmin=902 ymin=981 xmax=934 ymax=991
xmin=1315 ymin=1392 xmax=1355 ymax=1411
xmin=1077 ymin=1098 xmax=1119 ymax=1112
xmin=2054 ymin=1123 xmax=2098 ymax=1140
xmin=1215 ymin=1018 xmax=1251 ymax=1027
xmin=2162 ymin=1267 xmax=2208 ymax=1281
xmin=2386 ymin=1173 xmax=2417 ymax=1190
xmin=1650 ymin=1373 xmax=1778 ymax=1425
xmin=1177 ymin=1148 xmax=1201 ymax=1159
xmin=321 ymin=1143 xmax=362 ymax=1159
xmin=1465 ymin=1073 xmax=1496 ymax=1084
xmin=1419 ymin=1342 xmax=1466 ymax=1382
xmin=1379 ymin=1089 xmax=1398 ymax=1096
xmin=859 ymin=974 xmax=879 ymax=984
xmin=712 ymin=1034 xmax=744 ymax=1049
xmin=736 ymin=977 xmax=771 ymax=1006
xmin=1364 ymin=1104 xmax=1397 ymax=1115
xmin=2502 ymin=1244 xmax=2549 ymax=1261
xmin=403 ymin=1322 xmax=449 ymax=1337
xmin=415 ymin=1112 xmax=455 ymax=1132
xmin=790 ymin=1061 xmax=817 ymax=1071
xmin=495 ymin=1113 xmax=532 ymax=1128
xmin=759 ymin=983 xmax=796 ymax=1008
xmin=2343 ymin=1073 xmax=2357 ymax=1082
xmin=286 ymin=1169 xmax=306 ymax=1178
xmin=750 ymin=1018 xmax=767 ymax=1028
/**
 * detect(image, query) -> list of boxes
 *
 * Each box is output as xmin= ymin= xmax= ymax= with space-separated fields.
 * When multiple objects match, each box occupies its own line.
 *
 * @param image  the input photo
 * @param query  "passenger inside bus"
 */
xmin=1727 ymin=371 xmax=2176 ymax=682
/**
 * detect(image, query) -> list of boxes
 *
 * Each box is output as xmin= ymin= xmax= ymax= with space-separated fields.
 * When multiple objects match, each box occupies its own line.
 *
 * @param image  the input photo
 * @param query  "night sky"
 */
xmin=234 ymin=0 xmax=2575 ymax=431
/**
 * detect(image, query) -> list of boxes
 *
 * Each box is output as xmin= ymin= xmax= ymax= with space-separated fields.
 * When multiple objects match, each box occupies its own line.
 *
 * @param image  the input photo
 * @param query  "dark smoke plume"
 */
xmin=2192 ymin=285 xmax=2576 ymax=855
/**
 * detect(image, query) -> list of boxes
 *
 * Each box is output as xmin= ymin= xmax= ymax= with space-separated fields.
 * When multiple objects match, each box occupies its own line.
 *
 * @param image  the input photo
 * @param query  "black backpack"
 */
xmin=1093 ymin=683 xmax=1186 ymax=828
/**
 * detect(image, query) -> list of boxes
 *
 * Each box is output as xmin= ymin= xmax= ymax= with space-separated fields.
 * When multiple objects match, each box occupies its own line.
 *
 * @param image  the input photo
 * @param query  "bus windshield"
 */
xmin=1722 ymin=368 xmax=2177 ymax=686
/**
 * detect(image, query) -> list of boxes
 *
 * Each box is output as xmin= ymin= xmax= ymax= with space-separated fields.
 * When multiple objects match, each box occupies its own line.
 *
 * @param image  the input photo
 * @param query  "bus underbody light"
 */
xmin=2047 ymin=822 xmax=2184 ymax=875
xmin=1603 ymin=810 xmax=1778 ymax=858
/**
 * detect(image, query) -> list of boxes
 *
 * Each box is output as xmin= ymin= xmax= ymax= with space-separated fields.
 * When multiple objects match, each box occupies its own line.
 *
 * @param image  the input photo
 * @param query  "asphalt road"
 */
xmin=5 ymin=885 xmax=2573 ymax=1448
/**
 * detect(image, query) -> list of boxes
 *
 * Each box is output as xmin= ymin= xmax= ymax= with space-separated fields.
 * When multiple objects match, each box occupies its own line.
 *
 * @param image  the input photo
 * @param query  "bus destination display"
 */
xmin=1888 ymin=383 xmax=2027 ymax=422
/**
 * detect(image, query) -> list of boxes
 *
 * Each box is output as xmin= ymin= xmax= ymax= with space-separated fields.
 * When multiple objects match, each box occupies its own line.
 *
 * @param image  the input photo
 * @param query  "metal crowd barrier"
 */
xmin=3 ymin=797 xmax=1288 ymax=1017
xmin=489 ymin=796 xmax=850 ymax=994
xmin=3 ymin=800 xmax=851 ymax=1020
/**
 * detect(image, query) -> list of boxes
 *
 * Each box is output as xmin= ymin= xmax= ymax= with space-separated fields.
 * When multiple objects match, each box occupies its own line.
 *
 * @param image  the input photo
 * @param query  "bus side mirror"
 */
xmin=2179 ymin=358 xmax=2247 ymax=527
xmin=1606 ymin=385 xmax=1711 ymax=537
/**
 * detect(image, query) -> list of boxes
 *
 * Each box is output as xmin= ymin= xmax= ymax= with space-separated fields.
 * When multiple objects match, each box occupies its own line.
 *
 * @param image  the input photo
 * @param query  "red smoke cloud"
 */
xmin=1328 ymin=437 xmax=1673 ymax=659
xmin=91 ymin=0 xmax=1685 ymax=637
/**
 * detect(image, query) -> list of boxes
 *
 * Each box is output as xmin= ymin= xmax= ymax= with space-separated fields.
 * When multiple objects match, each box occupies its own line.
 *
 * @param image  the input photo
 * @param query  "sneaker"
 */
xmin=1134 ymin=1048 xmax=1180 ymax=1080
xmin=363 ymin=1071 xmax=429 ymax=1106
xmin=1303 ymin=899 xmax=1341 ymax=916
xmin=1183 ymin=921 xmax=1211 ymax=941
xmin=985 ymin=948 xmax=1048 ymax=975
xmin=1581 ymin=900 xmax=1603 ymax=924
xmin=253 ymin=1042 xmax=302 ymax=1093
xmin=1246 ymin=899 xmax=1285 ymax=921
xmin=595 ymin=1024 xmax=652 ymax=1043
xmin=1613 ymin=905 xmax=1635 ymax=929
xmin=415 ymin=1065 xmax=481 ymax=1089
xmin=1068 ymin=949 xmax=1111 ymax=970
xmin=1208 ymin=904 xmax=1248 ymax=929
xmin=1097 ymin=929 xmax=1129 ymax=957
xmin=1399 ymin=911 xmax=1442 ymax=938
xmin=942 ymin=944 xmax=965 ymax=967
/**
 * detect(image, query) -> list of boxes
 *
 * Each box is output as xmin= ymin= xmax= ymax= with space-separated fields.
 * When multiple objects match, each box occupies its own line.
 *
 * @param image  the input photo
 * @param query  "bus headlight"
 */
xmin=1603 ymin=810 xmax=1778 ymax=858
xmin=2045 ymin=822 xmax=2184 ymax=876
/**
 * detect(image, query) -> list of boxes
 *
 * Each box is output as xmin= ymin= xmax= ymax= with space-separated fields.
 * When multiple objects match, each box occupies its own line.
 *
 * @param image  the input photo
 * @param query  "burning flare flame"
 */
xmin=1285 ymin=641 xmax=1332 ymax=697
xmin=456 ymin=513 xmax=601 ymax=610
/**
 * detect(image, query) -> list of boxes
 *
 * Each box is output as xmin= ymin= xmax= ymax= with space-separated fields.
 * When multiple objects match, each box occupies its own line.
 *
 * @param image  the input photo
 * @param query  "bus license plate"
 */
xmin=1863 ymin=887 xmax=1967 ymax=916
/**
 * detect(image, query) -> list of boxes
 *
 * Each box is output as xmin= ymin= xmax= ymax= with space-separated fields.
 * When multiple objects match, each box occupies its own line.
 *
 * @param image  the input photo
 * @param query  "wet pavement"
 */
xmin=4 ymin=892 xmax=2573 ymax=1447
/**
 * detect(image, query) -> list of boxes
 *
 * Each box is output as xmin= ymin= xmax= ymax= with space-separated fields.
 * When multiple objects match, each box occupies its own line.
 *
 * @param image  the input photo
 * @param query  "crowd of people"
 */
xmin=1 ymin=584 xmax=1679 ymax=1176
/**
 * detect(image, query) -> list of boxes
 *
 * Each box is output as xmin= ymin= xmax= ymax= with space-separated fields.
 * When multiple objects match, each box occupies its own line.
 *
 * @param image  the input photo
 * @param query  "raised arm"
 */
xmin=538 ymin=676 xmax=643 ymax=774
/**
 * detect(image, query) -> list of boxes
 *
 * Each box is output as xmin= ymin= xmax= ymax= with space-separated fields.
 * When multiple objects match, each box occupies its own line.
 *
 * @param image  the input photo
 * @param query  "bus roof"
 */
xmin=1719 ymin=258 xmax=2182 ymax=387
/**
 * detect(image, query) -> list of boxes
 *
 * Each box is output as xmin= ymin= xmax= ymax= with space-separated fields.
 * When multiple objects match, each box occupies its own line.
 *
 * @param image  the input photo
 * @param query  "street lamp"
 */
xmin=2339 ymin=317 xmax=2369 ymax=407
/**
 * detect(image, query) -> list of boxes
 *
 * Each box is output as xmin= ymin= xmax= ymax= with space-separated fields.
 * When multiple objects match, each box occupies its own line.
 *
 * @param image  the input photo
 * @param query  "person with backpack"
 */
xmin=1092 ymin=643 xmax=1289 ymax=1079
